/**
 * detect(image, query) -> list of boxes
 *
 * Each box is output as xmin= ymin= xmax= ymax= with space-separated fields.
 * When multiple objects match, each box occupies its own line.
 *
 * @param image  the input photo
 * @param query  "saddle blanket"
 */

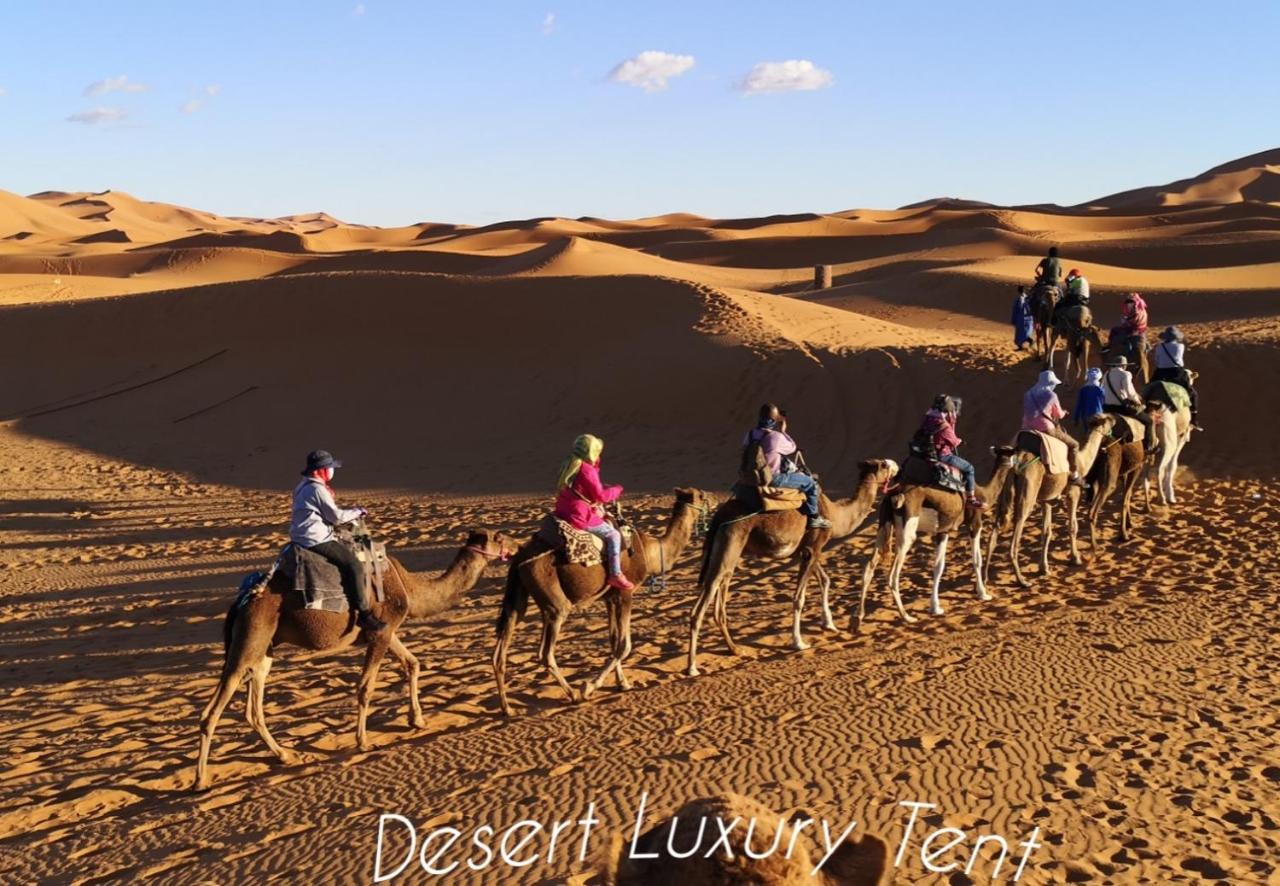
xmin=729 ymin=483 xmax=808 ymax=512
xmin=535 ymin=515 xmax=634 ymax=567
xmin=273 ymin=540 xmax=389 ymax=612
xmin=1117 ymin=415 xmax=1146 ymax=445
xmin=1021 ymin=431 xmax=1071 ymax=475
xmin=897 ymin=455 xmax=966 ymax=495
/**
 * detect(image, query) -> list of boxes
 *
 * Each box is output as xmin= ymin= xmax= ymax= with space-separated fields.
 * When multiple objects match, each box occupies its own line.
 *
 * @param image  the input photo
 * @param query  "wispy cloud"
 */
xmin=84 ymin=75 xmax=148 ymax=97
xmin=352 ymin=3 xmax=366 ymax=16
xmin=181 ymin=84 xmax=222 ymax=114
xmin=0 ymin=87 xmax=7 ymax=97
xmin=608 ymin=50 xmax=695 ymax=93
xmin=739 ymin=60 xmax=834 ymax=95
xmin=67 ymin=107 xmax=127 ymax=125
xmin=541 ymin=12 xmax=556 ymax=35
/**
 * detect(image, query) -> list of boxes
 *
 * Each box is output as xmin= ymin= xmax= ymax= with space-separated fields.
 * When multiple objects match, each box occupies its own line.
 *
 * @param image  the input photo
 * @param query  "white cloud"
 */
xmin=541 ymin=12 xmax=556 ymax=35
xmin=182 ymin=84 xmax=223 ymax=114
xmin=0 ymin=87 xmax=7 ymax=97
xmin=608 ymin=50 xmax=695 ymax=93
xmin=67 ymin=107 xmax=127 ymax=125
xmin=84 ymin=75 xmax=148 ymax=97
xmin=181 ymin=99 xmax=203 ymax=114
xmin=739 ymin=59 xmax=834 ymax=95
xmin=205 ymin=84 xmax=222 ymax=96
xmin=352 ymin=3 xmax=366 ymax=16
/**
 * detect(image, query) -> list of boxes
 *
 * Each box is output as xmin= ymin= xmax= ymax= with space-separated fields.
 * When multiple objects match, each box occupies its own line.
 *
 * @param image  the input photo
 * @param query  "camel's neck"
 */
xmin=644 ymin=503 xmax=700 ymax=575
xmin=826 ymin=473 xmax=880 ymax=538
xmin=403 ymin=550 xmax=489 ymax=619
xmin=979 ymin=460 xmax=1014 ymax=500
xmin=1076 ymin=427 xmax=1109 ymax=475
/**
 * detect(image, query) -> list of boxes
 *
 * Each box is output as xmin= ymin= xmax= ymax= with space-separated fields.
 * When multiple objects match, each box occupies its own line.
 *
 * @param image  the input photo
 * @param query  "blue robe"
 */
xmin=1011 ymin=295 xmax=1035 ymax=346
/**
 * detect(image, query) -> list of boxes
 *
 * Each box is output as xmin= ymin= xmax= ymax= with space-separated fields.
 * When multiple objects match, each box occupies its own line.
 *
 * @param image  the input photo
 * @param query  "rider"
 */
xmin=290 ymin=450 xmax=384 ymax=632
xmin=1107 ymin=292 xmax=1148 ymax=353
xmin=1034 ymin=246 xmax=1063 ymax=293
xmin=919 ymin=395 xmax=984 ymax=509
xmin=1072 ymin=367 xmax=1106 ymax=429
xmin=1021 ymin=370 xmax=1085 ymax=484
xmin=1152 ymin=326 xmax=1201 ymax=429
xmin=1052 ymin=267 xmax=1090 ymax=325
xmin=554 ymin=434 xmax=634 ymax=590
xmin=1011 ymin=285 xmax=1035 ymax=350
xmin=1101 ymin=356 xmax=1156 ymax=451
xmin=744 ymin=404 xmax=832 ymax=529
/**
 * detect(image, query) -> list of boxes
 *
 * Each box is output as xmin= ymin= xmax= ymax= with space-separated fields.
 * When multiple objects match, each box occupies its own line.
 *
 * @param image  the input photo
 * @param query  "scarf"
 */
xmin=556 ymin=434 xmax=604 ymax=491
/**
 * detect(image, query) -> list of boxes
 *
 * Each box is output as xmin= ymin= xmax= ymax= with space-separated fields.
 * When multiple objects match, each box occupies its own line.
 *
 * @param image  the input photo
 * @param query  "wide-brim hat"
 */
xmin=1107 ymin=356 xmax=1129 ymax=368
xmin=302 ymin=449 xmax=342 ymax=474
xmin=1160 ymin=326 xmax=1184 ymax=343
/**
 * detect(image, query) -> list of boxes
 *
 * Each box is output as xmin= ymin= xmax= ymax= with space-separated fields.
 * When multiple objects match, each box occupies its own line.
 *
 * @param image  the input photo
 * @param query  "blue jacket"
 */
xmin=1072 ymin=385 xmax=1105 ymax=425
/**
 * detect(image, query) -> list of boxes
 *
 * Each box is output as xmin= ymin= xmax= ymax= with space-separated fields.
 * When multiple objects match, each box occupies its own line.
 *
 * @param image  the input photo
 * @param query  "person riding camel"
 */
xmin=554 ymin=434 xmax=634 ymax=591
xmin=743 ymin=404 xmax=832 ymax=529
xmin=1052 ymin=267 xmax=1090 ymax=326
xmin=919 ymin=395 xmax=985 ymax=509
xmin=1072 ymin=367 xmax=1106 ymax=429
xmin=290 ymin=450 xmax=385 ymax=632
xmin=1034 ymin=245 xmax=1063 ymax=293
xmin=1011 ymin=285 xmax=1034 ymax=350
xmin=1152 ymin=326 xmax=1202 ymax=429
xmin=1101 ymin=356 xmax=1156 ymax=451
xmin=1107 ymin=291 xmax=1148 ymax=354
xmin=1021 ymin=370 xmax=1085 ymax=484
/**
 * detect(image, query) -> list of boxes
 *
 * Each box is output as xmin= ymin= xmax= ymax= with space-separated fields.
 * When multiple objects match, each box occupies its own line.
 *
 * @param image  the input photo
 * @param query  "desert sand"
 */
xmin=1 ymin=149 xmax=1278 ymax=883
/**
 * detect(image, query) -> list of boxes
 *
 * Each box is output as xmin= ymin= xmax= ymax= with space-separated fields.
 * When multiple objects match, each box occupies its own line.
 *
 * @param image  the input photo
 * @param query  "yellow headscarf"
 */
xmin=556 ymin=434 xmax=604 ymax=491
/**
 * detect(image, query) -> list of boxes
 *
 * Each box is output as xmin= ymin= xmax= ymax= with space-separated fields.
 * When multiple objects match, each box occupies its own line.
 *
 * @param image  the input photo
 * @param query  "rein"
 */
xmin=466 ymin=544 xmax=510 ymax=562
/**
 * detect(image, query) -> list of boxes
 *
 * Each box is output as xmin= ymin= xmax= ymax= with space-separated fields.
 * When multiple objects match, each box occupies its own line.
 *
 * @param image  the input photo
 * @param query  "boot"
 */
xmin=807 ymin=514 xmax=833 ymax=530
xmin=607 ymin=573 xmax=635 ymax=591
xmin=357 ymin=610 xmax=387 ymax=632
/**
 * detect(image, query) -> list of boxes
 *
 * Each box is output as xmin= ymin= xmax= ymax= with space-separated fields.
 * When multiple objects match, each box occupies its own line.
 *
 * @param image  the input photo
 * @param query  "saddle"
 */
xmin=535 ymin=515 xmax=635 ymax=567
xmin=729 ymin=483 xmax=808 ymax=513
xmin=269 ymin=529 xmax=389 ymax=613
xmin=1015 ymin=431 xmax=1071 ymax=475
xmin=897 ymin=454 xmax=966 ymax=495
xmin=1143 ymin=380 xmax=1191 ymax=414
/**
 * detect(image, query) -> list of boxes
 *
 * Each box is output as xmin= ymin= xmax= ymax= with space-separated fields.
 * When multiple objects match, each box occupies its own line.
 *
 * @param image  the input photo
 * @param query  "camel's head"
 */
xmin=673 ymin=486 xmax=717 ymax=513
xmin=1087 ymin=413 xmax=1114 ymax=432
xmin=990 ymin=445 xmax=1017 ymax=466
xmin=464 ymin=528 xmax=520 ymax=562
xmin=858 ymin=458 xmax=899 ymax=493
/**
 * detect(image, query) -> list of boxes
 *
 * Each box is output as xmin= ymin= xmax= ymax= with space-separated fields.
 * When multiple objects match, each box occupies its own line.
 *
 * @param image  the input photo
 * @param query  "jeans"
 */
xmin=938 ymin=454 xmax=976 ymax=494
xmin=586 ymin=523 xmax=623 ymax=576
xmin=308 ymin=540 xmax=371 ymax=612
xmin=770 ymin=471 xmax=821 ymax=516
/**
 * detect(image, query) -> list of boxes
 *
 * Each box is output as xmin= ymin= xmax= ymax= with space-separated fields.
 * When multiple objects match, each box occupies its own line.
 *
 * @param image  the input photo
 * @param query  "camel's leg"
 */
xmin=972 ymin=526 xmax=992 ymax=602
xmin=243 ymin=655 xmax=297 ymax=765
xmin=1039 ymin=502 xmax=1054 ymax=577
xmin=1067 ymin=490 xmax=1082 ymax=566
xmin=1010 ymin=486 xmax=1035 ymax=589
xmin=792 ymin=550 xmax=820 ymax=651
xmin=196 ymin=614 xmax=273 ymax=791
xmin=612 ymin=591 xmax=634 ymax=690
xmin=887 ymin=516 xmax=918 ymax=624
xmin=817 ymin=564 xmax=837 ymax=631
xmin=1119 ymin=470 xmax=1141 ymax=542
xmin=687 ymin=579 xmax=718 ymax=678
xmin=386 ymin=634 xmax=425 ymax=730
xmin=715 ymin=580 xmax=740 ymax=655
xmin=355 ymin=636 xmax=392 ymax=751
xmin=982 ymin=517 xmax=999 ymax=589
xmin=1090 ymin=473 xmax=1116 ymax=546
xmin=856 ymin=519 xmax=892 ymax=630
xmin=540 ymin=606 xmax=578 ymax=703
xmin=491 ymin=600 xmax=522 ymax=717
xmin=929 ymin=533 xmax=949 ymax=616
xmin=584 ymin=591 xmax=631 ymax=699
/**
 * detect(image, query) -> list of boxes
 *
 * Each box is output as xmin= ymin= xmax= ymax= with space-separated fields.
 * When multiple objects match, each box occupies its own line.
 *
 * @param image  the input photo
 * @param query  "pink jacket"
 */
xmin=921 ymin=409 xmax=961 ymax=457
xmin=553 ymin=461 xmax=622 ymax=530
xmin=1120 ymin=296 xmax=1148 ymax=334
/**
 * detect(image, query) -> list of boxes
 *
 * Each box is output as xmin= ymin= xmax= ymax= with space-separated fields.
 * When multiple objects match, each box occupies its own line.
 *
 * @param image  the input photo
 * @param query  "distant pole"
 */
xmin=814 ymin=264 xmax=832 ymax=289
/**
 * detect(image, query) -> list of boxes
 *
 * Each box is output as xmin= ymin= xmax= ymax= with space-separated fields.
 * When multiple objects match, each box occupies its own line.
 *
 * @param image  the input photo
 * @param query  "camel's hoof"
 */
xmin=277 ymin=748 xmax=300 ymax=766
xmin=902 ymin=614 xmax=918 ymax=625
xmin=977 ymin=592 xmax=993 ymax=603
xmin=580 ymin=682 xmax=597 ymax=700
xmin=687 ymin=665 xmax=700 ymax=678
xmin=499 ymin=705 xmax=516 ymax=718
xmin=193 ymin=775 xmax=211 ymax=793
xmin=823 ymin=620 xmax=839 ymax=632
xmin=793 ymin=639 xmax=811 ymax=651
xmin=617 ymin=678 xmax=633 ymax=692
xmin=410 ymin=716 xmax=427 ymax=730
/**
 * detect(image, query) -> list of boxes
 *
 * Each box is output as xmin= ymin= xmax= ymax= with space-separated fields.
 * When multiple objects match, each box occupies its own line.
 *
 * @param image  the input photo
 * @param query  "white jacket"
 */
xmin=1102 ymin=367 xmax=1139 ymax=406
xmin=290 ymin=478 xmax=362 ymax=546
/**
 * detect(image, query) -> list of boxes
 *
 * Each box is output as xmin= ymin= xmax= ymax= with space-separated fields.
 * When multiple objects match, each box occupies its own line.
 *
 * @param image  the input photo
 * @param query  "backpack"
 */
xmin=739 ymin=430 xmax=774 ymax=487
xmin=908 ymin=426 xmax=938 ymax=461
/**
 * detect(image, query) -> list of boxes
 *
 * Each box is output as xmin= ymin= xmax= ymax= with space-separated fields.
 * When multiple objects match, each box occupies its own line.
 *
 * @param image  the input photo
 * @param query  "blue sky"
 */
xmin=1 ymin=1 xmax=1276 ymax=225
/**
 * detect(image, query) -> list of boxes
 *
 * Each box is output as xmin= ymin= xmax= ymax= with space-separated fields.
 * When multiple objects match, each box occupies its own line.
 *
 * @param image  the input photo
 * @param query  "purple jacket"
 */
xmin=742 ymin=427 xmax=798 ymax=475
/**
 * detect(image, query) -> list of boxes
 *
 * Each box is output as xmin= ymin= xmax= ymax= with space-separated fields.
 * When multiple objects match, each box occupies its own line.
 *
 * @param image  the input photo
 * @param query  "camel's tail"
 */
xmin=495 ymin=557 xmax=529 ymax=636
xmin=222 ymin=600 xmax=238 ymax=656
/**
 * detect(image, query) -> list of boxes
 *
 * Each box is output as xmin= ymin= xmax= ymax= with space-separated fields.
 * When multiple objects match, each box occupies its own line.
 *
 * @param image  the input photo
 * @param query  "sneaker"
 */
xmin=806 ymin=515 xmax=833 ymax=530
xmin=1069 ymin=474 xmax=1088 ymax=489
xmin=357 ymin=611 xmax=387 ymax=633
xmin=966 ymin=496 xmax=987 ymax=510
xmin=606 ymin=574 xmax=635 ymax=591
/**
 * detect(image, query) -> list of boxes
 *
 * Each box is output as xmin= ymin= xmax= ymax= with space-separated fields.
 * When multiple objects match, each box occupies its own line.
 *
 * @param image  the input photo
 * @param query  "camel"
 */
xmin=604 ymin=793 xmax=888 ymax=886
xmin=1146 ymin=389 xmax=1194 ymax=506
xmin=686 ymin=459 xmax=899 ymax=677
xmin=492 ymin=487 xmax=715 ymax=716
xmin=1047 ymin=305 xmax=1105 ymax=384
xmin=1031 ymin=284 xmax=1058 ymax=359
xmin=855 ymin=447 xmax=1015 ymax=629
xmin=1086 ymin=414 xmax=1149 ymax=544
xmin=195 ymin=527 xmax=518 ymax=790
xmin=1003 ymin=417 xmax=1111 ymax=587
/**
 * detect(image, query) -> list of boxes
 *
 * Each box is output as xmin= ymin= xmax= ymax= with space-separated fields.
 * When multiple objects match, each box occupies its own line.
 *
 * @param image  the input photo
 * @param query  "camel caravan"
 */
xmin=196 ymin=251 xmax=1201 ymax=788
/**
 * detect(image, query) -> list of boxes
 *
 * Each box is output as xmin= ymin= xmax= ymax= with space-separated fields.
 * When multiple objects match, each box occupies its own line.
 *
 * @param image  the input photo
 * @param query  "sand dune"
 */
xmin=1 ymin=149 xmax=1279 ymax=884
